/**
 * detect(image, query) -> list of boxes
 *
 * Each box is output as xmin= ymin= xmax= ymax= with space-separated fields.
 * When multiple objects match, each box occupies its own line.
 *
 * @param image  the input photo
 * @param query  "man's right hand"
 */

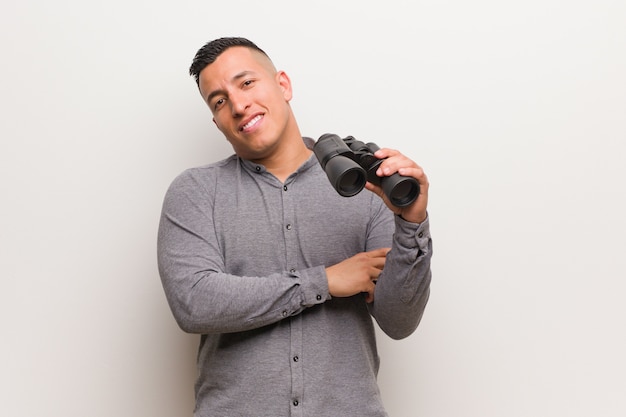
xmin=325 ymin=248 xmax=391 ymax=303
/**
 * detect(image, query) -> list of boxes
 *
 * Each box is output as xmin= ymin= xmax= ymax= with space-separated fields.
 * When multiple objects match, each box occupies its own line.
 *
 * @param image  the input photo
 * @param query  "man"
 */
xmin=157 ymin=37 xmax=432 ymax=416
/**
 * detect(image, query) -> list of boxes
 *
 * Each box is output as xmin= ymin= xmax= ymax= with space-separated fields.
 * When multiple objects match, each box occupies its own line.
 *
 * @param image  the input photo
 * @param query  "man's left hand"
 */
xmin=364 ymin=148 xmax=429 ymax=224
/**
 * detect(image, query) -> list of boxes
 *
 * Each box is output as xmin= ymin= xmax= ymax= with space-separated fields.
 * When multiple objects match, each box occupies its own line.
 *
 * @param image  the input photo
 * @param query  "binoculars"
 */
xmin=313 ymin=134 xmax=420 ymax=207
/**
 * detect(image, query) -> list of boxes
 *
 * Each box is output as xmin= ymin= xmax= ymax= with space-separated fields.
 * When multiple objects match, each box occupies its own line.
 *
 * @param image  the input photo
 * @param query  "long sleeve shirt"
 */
xmin=157 ymin=137 xmax=432 ymax=417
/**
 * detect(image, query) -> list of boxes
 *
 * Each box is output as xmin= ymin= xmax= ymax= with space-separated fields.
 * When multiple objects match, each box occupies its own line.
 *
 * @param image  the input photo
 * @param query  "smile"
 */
xmin=241 ymin=115 xmax=263 ymax=131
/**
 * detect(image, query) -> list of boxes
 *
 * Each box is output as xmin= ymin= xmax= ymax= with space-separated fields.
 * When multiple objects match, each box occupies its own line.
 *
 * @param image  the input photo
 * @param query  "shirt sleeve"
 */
xmin=367 ymin=213 xmax=433 ymax=340
xmin=157 ymin=170 xmax=330 ymax=335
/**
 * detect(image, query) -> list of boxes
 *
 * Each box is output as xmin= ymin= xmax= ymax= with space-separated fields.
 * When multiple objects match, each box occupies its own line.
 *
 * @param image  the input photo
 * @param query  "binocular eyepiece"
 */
xmin=313 ymin=134 xmax=420 ymax=207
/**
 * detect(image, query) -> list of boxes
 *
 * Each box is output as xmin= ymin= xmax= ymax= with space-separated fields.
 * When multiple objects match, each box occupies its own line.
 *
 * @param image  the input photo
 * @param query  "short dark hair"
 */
xmin=189 ymin=37 xmax=269 ymax=86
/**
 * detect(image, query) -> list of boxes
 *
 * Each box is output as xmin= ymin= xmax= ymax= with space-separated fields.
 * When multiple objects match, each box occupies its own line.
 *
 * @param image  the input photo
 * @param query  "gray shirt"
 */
xmin=157 ymin=138 xmax=432 ymax=417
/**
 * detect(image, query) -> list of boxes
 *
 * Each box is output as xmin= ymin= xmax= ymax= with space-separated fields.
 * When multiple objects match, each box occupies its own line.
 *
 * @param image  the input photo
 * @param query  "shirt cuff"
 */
xmin=394 ymin=214 xmax=431 ymax=253
xmin=296 ymin=265 xmax=331 ymax=307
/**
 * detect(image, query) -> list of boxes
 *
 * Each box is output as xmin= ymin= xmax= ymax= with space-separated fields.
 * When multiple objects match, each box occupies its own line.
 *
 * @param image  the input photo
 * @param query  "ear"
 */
xmin=276 ymin=70 xmax=293 ymax=101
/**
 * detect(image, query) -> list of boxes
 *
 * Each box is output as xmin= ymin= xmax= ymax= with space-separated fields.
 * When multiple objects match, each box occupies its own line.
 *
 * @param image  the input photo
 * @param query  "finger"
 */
xmin=397 ymin=166 xmax=426 ymax=181
xmin=376 ymin=156 xmax=419 ymax=178
xmin=369 ymin=258 xmax=386 ymax=272
xmin=367 ymin=252 xmax=390 ymax=270
xmin=367 ymin=247 xmax=391 ymax=258
xmin=373 ymin=147 xmax=400 ymax=159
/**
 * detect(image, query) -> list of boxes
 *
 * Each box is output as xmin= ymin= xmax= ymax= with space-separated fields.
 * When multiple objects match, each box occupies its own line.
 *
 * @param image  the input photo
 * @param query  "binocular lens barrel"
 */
xmin=324 ymin=157 xmax=366 ymax=197
xmin=382 ymin=174 xmax=420 ymax=207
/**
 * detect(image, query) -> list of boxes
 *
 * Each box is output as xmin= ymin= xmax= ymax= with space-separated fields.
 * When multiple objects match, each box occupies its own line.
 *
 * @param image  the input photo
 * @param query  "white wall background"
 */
xmin=1 ymin=1 xmax=625 ymax=416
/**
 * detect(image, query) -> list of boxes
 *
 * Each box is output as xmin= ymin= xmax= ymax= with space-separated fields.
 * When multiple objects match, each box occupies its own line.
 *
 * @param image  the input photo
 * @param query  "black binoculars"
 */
xmin=313 ymin=134 xmax=420 ymax=207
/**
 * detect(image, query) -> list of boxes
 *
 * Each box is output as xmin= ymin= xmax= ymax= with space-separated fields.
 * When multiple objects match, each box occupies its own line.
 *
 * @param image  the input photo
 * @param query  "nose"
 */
xmin=229 ymin=90 xmax=249 ymax=117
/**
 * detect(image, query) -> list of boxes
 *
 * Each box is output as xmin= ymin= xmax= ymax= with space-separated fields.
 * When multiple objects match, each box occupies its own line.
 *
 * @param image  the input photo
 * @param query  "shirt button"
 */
xmin=293 ymin=356 xmax=299 ymax=362
xmin=282 ymin=310 xmax=288 ymax=317
xmin=418 ymin=232 xmax=424 ymax=238
xmin=283 ymin=185 xmax=288 ymax=191
xmin=293 ymin=400 xmax=299 ymax=406
xmin=255 ymin=166 xmax=261 ymax=172
xmin=290 ymin=268 xmax=296 ymax=274
xmin=286 ymin=224 xmax=292 ymax=230
xmin=316 ymin=294 xmax=322 ymax=301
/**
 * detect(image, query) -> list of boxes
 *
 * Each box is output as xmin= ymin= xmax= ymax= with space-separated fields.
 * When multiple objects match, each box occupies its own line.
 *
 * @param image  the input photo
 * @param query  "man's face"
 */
xmin=198 ymin=46 xmax=293 ymax=161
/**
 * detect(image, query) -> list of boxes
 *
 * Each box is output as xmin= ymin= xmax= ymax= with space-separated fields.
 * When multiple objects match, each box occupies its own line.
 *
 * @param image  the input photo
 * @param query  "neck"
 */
xmin=258 ymin=137 xmax=311 ymax=183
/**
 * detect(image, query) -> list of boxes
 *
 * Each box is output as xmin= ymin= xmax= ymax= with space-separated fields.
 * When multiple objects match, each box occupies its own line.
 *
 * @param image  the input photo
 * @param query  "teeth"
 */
xmin=242 ymin=115 xmax=262 ymax=130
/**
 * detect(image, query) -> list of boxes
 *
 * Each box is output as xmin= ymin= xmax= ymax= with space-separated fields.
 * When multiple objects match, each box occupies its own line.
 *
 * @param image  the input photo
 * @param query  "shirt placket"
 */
xmin=282 ymin=180 xmax=304 ymax=416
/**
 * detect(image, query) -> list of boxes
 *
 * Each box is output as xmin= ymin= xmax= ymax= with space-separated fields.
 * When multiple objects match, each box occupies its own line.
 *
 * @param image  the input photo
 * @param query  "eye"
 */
xmin=242 ymin=79 xmax=255 ymax=88
xmin=213 ymin=97 xmax=226 ymax=110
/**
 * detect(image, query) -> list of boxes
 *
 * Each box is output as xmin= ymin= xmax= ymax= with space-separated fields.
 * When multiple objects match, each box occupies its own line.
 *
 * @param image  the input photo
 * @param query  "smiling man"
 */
xmin=157 ymin=37 xmax=433 ymax=417
xmin=196 ymin=44 xmax=307 ymax=178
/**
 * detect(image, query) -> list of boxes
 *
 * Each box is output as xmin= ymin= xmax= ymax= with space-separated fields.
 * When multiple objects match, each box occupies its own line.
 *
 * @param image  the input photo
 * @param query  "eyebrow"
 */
xmin=205 ymin=70 xmax=256 ymax=104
